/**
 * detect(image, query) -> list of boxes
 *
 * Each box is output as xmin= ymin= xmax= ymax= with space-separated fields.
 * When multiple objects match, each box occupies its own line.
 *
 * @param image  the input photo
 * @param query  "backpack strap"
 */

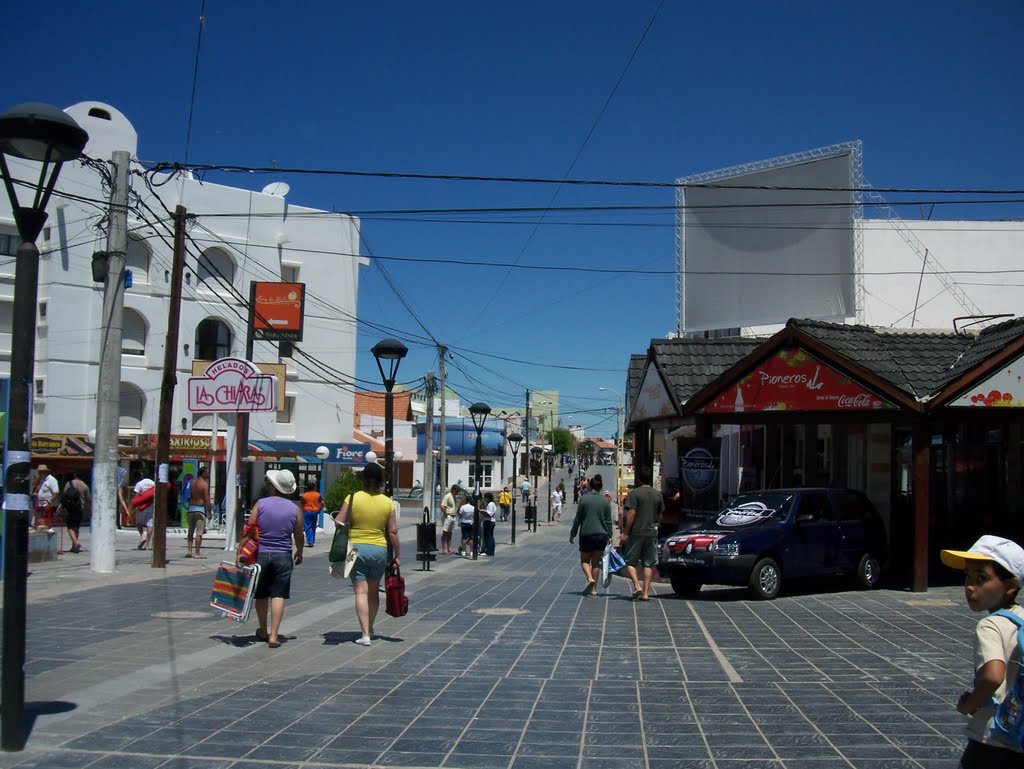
xmin=992 ymin=609 xmax=1024 ymax=628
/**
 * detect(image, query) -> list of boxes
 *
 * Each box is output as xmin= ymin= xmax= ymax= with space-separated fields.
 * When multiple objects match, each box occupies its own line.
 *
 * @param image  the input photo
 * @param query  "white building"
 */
xmin=0 ymin=102 xmax=366 ymax=451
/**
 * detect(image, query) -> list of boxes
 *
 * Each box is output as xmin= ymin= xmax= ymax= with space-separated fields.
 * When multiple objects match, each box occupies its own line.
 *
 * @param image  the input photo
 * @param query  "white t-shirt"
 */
xmin=552 ymin=490 xmax=562 ymax=506
xmin=37 ymin=474 xmax=59 ymax=503
xmin=967 ymin=604 xmax=1024 ymax=751
xmin=458 ymin=503 xmax=475 ymax=525
xmin=133 ymin=479 xmax=156 ymax=511
xmin=484 ymin=502 xmax=497 ymax=522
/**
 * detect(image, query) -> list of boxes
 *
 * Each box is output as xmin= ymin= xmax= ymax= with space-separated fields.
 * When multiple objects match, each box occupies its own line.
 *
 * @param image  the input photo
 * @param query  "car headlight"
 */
xmin=714 ymin=541 xmax=740 ymax=556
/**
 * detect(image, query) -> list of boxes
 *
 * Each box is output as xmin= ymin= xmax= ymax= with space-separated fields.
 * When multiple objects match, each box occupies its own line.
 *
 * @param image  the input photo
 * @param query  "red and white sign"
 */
xmin=187 ymin=357 xmax=277 ymax=413
xmin=252 ymin=282 xmax=305 ymax=342
xmin=950 ymin=354 xmax=1024 ymax=408
xmin=702 ymin=347 xmax=894 ymax=413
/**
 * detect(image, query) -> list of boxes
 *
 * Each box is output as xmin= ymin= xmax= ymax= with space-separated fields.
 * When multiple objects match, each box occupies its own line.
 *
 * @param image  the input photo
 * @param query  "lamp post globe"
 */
xmin=366 ymin=451 xmax=378 ymax=464
xmin=0 ymin=102 xmax=88 ymax=753
xmin=467 ymin=402 xmax=490 ymax=559
xmin=315 ymin=446 xmax=330 ymax=460
xmin=371 ymin=338 xmax=407 ymax=499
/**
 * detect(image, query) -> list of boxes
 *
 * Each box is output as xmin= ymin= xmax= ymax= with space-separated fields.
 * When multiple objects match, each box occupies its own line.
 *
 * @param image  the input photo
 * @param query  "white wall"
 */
xmin=0 ymin=101 xmax=367 ymax=445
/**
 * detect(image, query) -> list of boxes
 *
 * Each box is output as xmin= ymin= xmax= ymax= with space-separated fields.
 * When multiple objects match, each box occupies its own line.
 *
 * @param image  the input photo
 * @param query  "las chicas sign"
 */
xmin=702 ymin=348 xmax=895 ymax=413
xmin=187 ymin=357 xmax=277 ymax=413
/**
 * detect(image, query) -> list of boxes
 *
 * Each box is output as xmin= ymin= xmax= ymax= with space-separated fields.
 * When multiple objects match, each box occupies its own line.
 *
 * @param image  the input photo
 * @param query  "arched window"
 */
xmin=197 ymin=247 xmax=235 ymax=287
xmin=119 ymin=383 xmax=145 ymax=430
xmin=126 ymin=236 xmax=150 ymax=284
xmin=122 ymin=308 xmax=147 ymax=356
xmin=195 ymin=318 xmax=232 ymax=360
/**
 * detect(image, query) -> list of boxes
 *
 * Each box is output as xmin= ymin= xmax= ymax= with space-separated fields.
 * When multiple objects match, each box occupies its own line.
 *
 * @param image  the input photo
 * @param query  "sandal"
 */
xmin=254 ymin=629 xmax=269 ymax=643
xmin=631 ymin=590 xmax=643 ymax=601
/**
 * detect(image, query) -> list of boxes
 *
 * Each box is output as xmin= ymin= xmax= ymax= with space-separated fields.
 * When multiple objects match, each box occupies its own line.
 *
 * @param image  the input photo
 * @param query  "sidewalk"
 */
xmin=4 ymin=469 xmax=972 ymax=768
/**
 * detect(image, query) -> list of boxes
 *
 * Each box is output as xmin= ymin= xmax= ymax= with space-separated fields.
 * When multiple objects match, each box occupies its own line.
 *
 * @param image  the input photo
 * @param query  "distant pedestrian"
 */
xmin=458 ymin=495 xmax=475 ymax=557
xmin=551 ymin=488 xmax=563 ymax=521
xmin=940 ymin=536 xmax=1024 ymax=768
xmin=573 ymin=476 xmax=580 ymax=504
xmin=70 ymin=471 xmax=91 ymax=520
xmin=238 ymin=469 xmax=303 ymax=648
xmin=301 ymin=482 xmax=324 ymax=548
xmin=621 ymin=467 xmax=664 ymax=602
xmin=498 ymin=487 xmax=511 ymax=522
xmin=520 ymin=479 xmax=531 ymax=505
xmin=132 ymin=476 xmax=156 ymax=550
xmin=481 ymin=492 xmax=497 ymax=556
xmin=569 ymin=474 xmax=613 ymax=597
xmin=333 ymin=462 xmax=399 ymax=647
xmin=441 ymin=484 xmax=458 ymax=555
xmin=187 ymin=466 xmax=212 ymax=558
xmin=56 ymin=480 xmax=86 ymax=553
xmin=32 ymin=464 xmax=59 ymax=528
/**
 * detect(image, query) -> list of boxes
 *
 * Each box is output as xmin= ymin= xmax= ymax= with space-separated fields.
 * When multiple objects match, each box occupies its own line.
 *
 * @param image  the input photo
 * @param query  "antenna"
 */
xmin=260 ymin=182 xmax=290 ymax=197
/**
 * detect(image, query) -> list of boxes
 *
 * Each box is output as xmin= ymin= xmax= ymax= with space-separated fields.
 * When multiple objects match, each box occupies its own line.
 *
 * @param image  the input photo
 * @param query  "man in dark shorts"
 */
xmin=620 ymin=467 xmax=664 ymax=601
xmin=569 ymin=475 xmax=613 ymax=596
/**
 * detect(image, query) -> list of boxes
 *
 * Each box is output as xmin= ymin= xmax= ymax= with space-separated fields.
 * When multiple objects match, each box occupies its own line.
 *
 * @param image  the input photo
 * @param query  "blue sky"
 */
xmin=5 ymin=2 xmax=1023 ymax=437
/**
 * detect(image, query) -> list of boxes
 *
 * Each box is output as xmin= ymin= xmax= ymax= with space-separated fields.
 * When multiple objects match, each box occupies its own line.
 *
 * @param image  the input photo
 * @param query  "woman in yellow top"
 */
xmin=334 ymin=462 xmax=400 ymax=646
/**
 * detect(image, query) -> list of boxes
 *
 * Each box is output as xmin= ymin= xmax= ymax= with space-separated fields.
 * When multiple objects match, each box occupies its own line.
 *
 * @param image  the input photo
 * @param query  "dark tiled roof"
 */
xmin=650 ymin=337 xmax=762 ymax=403
xmin=626 ymin=354 xmax=646 ymax=413
xmin=792 ymin=317 xmax=1024 ymax=401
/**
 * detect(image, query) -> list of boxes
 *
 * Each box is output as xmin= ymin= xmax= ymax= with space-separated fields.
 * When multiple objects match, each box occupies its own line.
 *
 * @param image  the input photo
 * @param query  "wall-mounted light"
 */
xmin=183 ymin=343 xmax=190 ymax=357
xmin=180 ymin=417 xmax=188 ymax=432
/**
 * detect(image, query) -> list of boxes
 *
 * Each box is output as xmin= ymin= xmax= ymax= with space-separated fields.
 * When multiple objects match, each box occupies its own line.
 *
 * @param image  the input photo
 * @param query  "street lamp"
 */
xmin=506 ymin=432 xmax=523 ymax=545
xmin=530 ymin=445 xmax=542 ymax=532
xmin=371 ymin=338 xmax=408 ymax=499
xmin=599 ymin=387 xmax=624 ymax=511
xmin=315 ymin=445 xmax=329 ymax=530
xmin=393 ymin=450 xmax=404 ymax=496
xmin=468 ymin=402 xmax=490 ymax=560
xmin=0 ymin=102 xmax=88 ymax=752
xmin=545 ymin=448 xmax=555 ymax=522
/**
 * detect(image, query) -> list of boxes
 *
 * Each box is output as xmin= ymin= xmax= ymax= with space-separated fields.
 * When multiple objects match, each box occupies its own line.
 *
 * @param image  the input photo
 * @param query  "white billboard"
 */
xmin=677 ymin=144 xmax=859 ymax=333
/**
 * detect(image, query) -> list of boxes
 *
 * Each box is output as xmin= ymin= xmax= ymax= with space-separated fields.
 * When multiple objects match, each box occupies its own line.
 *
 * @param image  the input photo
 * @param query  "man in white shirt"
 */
xmin=440 ymin=484 xmax=458 ymax=555
xmin=520 ymin=479 xmax=531 ymax=505
xmin=132 ymin=477 xmax=156 ymax=550
xmin=33 ymin=465 xmax=60 ymax=527
xmin=552 ymin=488 xmax=563 ymax=522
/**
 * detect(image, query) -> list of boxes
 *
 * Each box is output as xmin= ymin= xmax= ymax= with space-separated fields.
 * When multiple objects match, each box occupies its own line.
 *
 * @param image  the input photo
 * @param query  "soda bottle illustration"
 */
xmin=734 ymin=386 xmax=745 ymax=413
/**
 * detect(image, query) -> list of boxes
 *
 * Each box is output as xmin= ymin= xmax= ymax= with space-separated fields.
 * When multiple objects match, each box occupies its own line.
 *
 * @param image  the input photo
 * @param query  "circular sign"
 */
xmin=682 ymin=447 xmax=718 ymax=494
xmin=716 ymin=501 xmax=775 ymax=528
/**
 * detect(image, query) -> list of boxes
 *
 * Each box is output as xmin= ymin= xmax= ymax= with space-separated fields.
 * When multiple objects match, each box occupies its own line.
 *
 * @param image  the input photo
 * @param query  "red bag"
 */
xmin=238 ymin=521 xmax=259 ymax=566
xmin=385 ymin=567 xmax=408 ymax=618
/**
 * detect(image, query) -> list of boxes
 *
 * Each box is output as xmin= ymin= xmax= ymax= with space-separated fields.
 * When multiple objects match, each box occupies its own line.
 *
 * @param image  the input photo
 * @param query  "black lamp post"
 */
xmin=469 ymin=402 xmax=490 ymax=560
xmin=545 ymin=449 xmax=555 ymax=522
xmin=530 ymin=445 xmax=542 ymax=532
xmin=0 ymin=103 xmax=88 ymax=752
xmin=506 ymin=432 xmax=523 ymax=545
xmin=370 ymin=338 xmax=408 ymax=499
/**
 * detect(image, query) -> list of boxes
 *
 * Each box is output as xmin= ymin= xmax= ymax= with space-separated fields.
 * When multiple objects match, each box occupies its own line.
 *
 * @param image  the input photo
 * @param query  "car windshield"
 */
xmin=714 ymin=492 xmax=795 ymax=528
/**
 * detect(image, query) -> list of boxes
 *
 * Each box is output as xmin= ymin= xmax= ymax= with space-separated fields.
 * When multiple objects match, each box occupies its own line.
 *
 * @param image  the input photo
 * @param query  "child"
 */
xmin=941 ymin=535 xmax=1024 ymax=768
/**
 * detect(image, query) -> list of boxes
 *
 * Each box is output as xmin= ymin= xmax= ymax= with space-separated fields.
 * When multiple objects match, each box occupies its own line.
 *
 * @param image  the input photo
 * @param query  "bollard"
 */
xmin=415 ymin=507 xmax=437 ymax=571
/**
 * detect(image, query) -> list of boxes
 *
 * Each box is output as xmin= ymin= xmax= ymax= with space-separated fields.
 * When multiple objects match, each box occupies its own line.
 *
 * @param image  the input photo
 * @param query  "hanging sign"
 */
xmin=702 ymin=347 xmax=895 ymax=413
xmin=187 ymin=357 xmax=277 ymax=413
xmin=252 ymin=282 xmax=305 ymax=342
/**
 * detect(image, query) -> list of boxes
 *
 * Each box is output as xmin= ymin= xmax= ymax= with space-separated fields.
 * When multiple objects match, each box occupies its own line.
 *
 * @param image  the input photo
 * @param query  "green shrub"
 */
xmin=325 ymin=470 xmax=361 ymax=513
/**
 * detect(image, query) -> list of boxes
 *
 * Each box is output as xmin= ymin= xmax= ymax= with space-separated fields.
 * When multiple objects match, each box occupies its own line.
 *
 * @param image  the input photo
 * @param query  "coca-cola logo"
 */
xmin=682 ymin=447 xmax=718 ymax=494
xmin=837 ymin=394 xmax=877 ymax=409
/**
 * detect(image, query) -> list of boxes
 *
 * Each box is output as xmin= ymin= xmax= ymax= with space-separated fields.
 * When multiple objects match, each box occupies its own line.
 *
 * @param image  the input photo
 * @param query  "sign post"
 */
xmin=188 ymin=358 xmax=277 ymax=549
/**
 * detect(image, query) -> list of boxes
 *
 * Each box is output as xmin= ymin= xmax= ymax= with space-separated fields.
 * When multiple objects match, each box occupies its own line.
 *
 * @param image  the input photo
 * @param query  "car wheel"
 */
xmin=856 ymin=553 xmax=881 ymax=590
xmin=748 ymin=557 xmax=781 ymax=600
xmin=670 ymin=574 xmax=702 ymax=598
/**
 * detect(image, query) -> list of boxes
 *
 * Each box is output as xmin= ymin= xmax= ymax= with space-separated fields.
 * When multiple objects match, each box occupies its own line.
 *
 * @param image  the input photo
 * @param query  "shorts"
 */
xmin=188 ymin=511 xmax=207 ymax=537
xmin=624 ymin=536 xmax=658 ymax=568
xmin=960 ymin=739 xmax=1024 ymax=769
xmin=460 ymin=522 xmax=474 ymax=542
xmin=135 ymin=508 xmax=154 ymax=529
xmin=254 ymin=551 xmax=294 ymax=599
xmin=350 ymin=544 xmax=388 ymax=584
xmin=579 ymin=534 xmax=608 ymax=553
xmin=442 ymin=515 xmax=456 ymax=533
xmin=65 ymin=511 xmax=83 ymax=533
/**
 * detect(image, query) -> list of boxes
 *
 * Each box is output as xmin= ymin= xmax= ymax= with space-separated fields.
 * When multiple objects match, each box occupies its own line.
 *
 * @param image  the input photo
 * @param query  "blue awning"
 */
xmin=248 ymin=440 xmax=372 ymax=466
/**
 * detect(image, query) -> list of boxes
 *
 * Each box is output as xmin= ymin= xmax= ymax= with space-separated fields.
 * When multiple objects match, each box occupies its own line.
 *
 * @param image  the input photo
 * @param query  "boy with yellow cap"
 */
xmin=941 ymin=535 xmax=1024 ymax=768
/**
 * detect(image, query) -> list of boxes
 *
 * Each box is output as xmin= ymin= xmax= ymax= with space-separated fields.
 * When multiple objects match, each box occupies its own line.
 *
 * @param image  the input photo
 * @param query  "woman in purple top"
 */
xmin=237 ymin=469 xmax=303 ymax=647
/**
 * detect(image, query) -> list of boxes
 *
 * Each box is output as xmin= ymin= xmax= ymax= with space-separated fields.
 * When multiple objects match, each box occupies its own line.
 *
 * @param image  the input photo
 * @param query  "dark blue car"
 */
xmin=659 ymin=488 xmax=887 ymax=600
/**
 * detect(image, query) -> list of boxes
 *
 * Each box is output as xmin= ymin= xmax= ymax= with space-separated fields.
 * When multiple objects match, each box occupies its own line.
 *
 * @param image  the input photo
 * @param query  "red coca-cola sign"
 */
xmin=702 ymin=347 xmax=894 ymax=413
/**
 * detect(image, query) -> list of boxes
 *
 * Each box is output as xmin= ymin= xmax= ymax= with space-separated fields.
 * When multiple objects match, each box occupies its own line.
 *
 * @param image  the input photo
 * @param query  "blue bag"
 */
xmin=989 ymin=609 xmax=1024 ymax=749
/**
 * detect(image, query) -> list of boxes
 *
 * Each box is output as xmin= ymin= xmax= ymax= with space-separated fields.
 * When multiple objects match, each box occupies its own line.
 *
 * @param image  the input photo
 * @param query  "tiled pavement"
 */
xmin=3 ymin=470 xmax=976 ymax=768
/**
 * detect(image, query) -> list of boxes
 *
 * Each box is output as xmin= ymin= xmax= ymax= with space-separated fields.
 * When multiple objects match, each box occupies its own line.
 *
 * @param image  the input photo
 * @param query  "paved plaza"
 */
xmin=1 ymin=472 xmax=976 ymax=768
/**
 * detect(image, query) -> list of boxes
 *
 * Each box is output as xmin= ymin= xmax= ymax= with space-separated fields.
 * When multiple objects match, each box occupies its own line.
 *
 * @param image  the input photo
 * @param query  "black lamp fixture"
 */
xmin=529 ymin=444 xmax=543 ymax=532
xmin=468 ymin=402 xmax=490 ymax=560
xmin=370 ymin=338 xmax=408 ymax=499
xmin=545 ymin=448 xmax=555 ymax=522
xmin=0 ymin=102 xmax=88 ymax=753
xmin=506 ymin=431 xmax=523 ymax=545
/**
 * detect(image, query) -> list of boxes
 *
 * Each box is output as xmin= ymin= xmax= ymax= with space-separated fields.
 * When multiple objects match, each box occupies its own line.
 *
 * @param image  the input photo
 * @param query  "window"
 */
xmin=191 ymin=413 xmax=213 ymax=433
xmin=119 ymin=383 xmax=145 ymax=430
xmin=276 ymin=396 xmax=295 ymax=425
xmin=0 ymin=231 xmax=16 ymax=257
xmin=0 ymin=301 xmax=11 ymax=352
xmin=472 ymin=461 xmax=493 ymax=489
xmin=281 ymin=265 xmax=299 ymax=283
xmin=197 ymin=248 xmax=235 ymax=287
xmin=833 ymin=491 xmax=873 ymax=522
xmin=122 ymin=308 xmax=147 ymax=356
xmin=125 ymin=237 xmax=151 ymax=284
xmin=797 ymin=491 xmax=834 ymax=521
xmin=195 ymin=318 xmax=232 ymax=360
xmin=34 ymin=378 xmax=44 ymax=398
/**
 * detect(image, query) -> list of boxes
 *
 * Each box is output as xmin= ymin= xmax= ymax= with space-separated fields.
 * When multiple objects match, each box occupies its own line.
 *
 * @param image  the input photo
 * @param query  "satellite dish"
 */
xmin=261 ymin=182 xmax=290 ymax=197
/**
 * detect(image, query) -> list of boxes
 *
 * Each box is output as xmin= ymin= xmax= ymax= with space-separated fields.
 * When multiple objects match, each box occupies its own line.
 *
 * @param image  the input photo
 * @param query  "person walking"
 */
xmin=621 ymin=467 xmax=665 ymax=602
xmin=520 ymin=478 xmax=530 ymax=505
xmin=55 ymin=480 xmax=86 ymax=553
xmin=237 ymin=469 xmax=303 ymax=648
xmin=569 ymin=474 xmax=613 ymax=597
xmin=187 ymin=466 xmax=212 ymax=558
xmin=481 ymin=492 xmax=497 ymax=556
xmin=301 ymin=482 xmax=324 ymax=548
xmin=440 ymin=484 xmax=458 ymax=555
xmin=498 ymin=487 xmax=511 ymax=522
xmin=457 ymin=495 xmax=475 ymax=557
xmin=573 ymin=476 xmax=580 ymax=504
xmin=552 ymin=487 xmax=563 ymax=522
xmin=32 ymin=464 xmax=60 ymax=528
xmin=132 ymin=476 xmax=156 ymax=550
xmin=333 ymin=462 xmax=399 ymax=646
xmin=70 ymin=470 xmax=91 ymax=522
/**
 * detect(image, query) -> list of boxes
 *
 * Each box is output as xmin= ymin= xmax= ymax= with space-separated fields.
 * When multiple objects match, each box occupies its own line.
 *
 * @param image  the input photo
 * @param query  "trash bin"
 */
xmin=415 ymin=510 xmax=437 ymax=570
xmin=524 ymin=505 xmax=537 ymax=524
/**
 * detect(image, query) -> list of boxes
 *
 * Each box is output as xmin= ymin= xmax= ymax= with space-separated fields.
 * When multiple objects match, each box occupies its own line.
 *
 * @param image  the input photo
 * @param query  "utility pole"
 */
xmin=151 ymin=205 xmax=187 ymax=568
xmin=524 ymin=388 xmax=533 ymax=532
xmin=91 ymin=150 xmax=129 ymax=574
xmin=437 ymin=344 xmax=447 ymax=495
xmin=423 ymin=371 xmax=435 ymax=520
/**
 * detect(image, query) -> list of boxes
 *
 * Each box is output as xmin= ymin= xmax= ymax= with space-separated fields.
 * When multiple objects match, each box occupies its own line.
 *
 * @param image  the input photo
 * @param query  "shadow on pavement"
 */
xmin=209 ymin=633 xmax=266 ymax=647
xmin=24 ymin=700 xmax=76 ymax=738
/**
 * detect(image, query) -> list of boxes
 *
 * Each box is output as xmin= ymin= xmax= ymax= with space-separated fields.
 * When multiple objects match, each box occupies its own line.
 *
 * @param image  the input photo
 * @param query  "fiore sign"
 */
xmin=252 ymin=281 xmax=305 ymax=342
xmin=702 ymin=348 xmax=895 ymax=413
xmin=188 ymin=357 xmax=277 ymax=413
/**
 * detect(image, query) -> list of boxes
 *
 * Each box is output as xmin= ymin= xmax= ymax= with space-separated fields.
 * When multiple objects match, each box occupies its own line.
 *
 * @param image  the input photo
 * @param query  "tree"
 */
xmin=325 ymin=469 xmax=362 ymax=513
xmin=549 ymin=427 xmax=577 ymax=456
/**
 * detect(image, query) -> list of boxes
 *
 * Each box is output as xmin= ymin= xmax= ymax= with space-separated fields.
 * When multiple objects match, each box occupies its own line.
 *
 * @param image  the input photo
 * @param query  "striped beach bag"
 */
xmin=210 ymin=561 xmax=261 ymax=622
